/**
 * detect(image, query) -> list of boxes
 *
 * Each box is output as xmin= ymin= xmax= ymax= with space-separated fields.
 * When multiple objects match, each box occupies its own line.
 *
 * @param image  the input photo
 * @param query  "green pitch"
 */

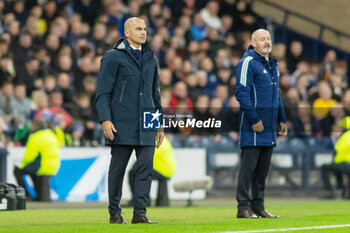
xmin=1 ymin=201 xmax=350 ymax=233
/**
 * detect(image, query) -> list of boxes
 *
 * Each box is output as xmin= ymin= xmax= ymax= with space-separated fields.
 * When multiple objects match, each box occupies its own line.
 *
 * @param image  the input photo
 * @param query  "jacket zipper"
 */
xmin=119 ymin=81 xmax=127 ymax=103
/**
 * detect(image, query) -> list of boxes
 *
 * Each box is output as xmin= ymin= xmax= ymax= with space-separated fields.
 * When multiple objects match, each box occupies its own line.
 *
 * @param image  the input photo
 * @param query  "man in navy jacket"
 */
xmin=95 ymin=17 xmax=164 ymax=224
xmin=235 ymin=29 xmax=287 ymax=218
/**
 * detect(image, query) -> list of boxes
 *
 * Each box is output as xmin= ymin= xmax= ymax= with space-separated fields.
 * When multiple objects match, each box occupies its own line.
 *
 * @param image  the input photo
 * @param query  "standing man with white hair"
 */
xmin=235 ymin=29 xmax=287 ymax=218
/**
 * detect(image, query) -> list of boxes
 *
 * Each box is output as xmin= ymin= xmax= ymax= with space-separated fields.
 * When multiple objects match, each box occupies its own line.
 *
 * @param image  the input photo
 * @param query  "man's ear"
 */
xmin=124 ymin=29 xmax=129 ymax=38
xmin=251 ymin=40 xmax=256 ymax=48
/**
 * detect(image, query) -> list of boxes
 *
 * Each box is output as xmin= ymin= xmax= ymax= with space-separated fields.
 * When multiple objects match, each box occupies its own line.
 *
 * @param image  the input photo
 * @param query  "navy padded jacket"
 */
xmin=235 ymin=46 xmax=286 ymax=148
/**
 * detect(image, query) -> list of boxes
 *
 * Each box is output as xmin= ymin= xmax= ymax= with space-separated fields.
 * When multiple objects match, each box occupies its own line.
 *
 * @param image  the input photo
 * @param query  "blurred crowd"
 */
xmin=0 ymin=0 xmax=348 ymax=149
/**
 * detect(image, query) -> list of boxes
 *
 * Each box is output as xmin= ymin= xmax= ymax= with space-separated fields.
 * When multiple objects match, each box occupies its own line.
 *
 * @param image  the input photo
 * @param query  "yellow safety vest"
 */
xmin=153 ymin=137 xmax=176 ymax=178
xmin=18 ymin=129 xmax=62 ymax=176
xmin=334 ymin=130 xmax=350 ymax=164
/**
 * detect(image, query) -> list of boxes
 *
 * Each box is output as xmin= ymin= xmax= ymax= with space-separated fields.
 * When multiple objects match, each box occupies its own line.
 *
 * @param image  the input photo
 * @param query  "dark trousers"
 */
xmin=108 ymin=145 xmax=155 ymax=215
xmin=129 ymin=164 xmax=169 ymax=207
xmin=236 ymin=146 xmax=273 ymax=211
xmin=321 ymin=163 xmax=350 ymax=191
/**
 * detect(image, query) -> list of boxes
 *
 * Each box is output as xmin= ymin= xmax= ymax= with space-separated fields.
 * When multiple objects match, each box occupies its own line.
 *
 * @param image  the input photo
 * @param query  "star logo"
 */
xmin=150 ymin=109 xmax=162 ymax=122
xmin=143 ymin=110 xmax=162 ymax=129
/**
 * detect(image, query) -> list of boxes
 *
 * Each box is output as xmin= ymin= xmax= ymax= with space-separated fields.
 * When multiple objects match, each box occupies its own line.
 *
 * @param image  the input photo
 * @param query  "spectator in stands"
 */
xmin=318 ymin=49 xmax=337 ymax=81
xmin=217 ymin=67 xmax=233 ymax=89
xmin=15 ymin=57 xmax=42 ymax=96
xmin=81 ymin=75 xmax=97 ymax=110
xmin=215 ymin=84 xmax=230 ymax=108
xmin=231 ymin=0 xmax=259 ymax=32
xmin=43 ymin=74 xmax=56 ymax=95
xmin=312 ymin=81 xmax=337 ymax=120
xmin=215 ymin=48 xmax=232 ymax=70
xmin=13 ymin=33 xmax=33 ymax=71
xmin=68 ymin=93 xmax=95 ymax=146
xmin=0 ymin=38 xmax=10 ymax=59
xmin=277 ymin=60 xmax=288 ymax=75
xmin=0 ymin=81 xmax=15 ymax=136
xmin=208 ymin=97 xmax=224 ymax=138
xmin=151 ymin=34 xmax=166 ymax=68
xmin=7 ymin=20 xmax=20 ymax=49
xmin=57 ymin=72 xmax=75 ymax=104
xmin=12 ymin=83 xmax=31 ymax=128
xmin=207 ymin=27 xmax=225 ymax=58
xmin=296 ymin=74 xmax=310 ymax=102
xmin=0 ymin=55 xmax=14 ymax=87
xmin=200 ymin=1 xmax=222 ymax=30
xmin=330 ymin=74 xmax=346 ymax=102
xmin=91 ymin=22 xmax=110 ymax=56
xmin=220 ymin=15 xmax=234 ymax=37
xmin=191 ymin=13 xmax=207 ymax=41
xmin=334 ymin=60 xmax=348 ymax=87
xmin=49 ymin=90 xmax=73 ymax=129
xmin=279 ymin=73 xmax=291 ymax=97
xmin=290 ymin=60 xmax=310 ymax=87
xmin=0 ymin=117 xmax=11 ymax=147
xmin=32 ymin=90 xmax=49 ymax=119
xmin=271 ymin=43 xmax=287 ymax=61
xmin=290 ymin=101 xmax=313 ymax=139
xmin=196 ymin=70 xmax=210 ymax=96
xmin=287 ymin=40 xmax=304 ymax=74
xmin=170 ymin=81 xmax=193 ymax=111
xmin=178 ymin=15 xmax=193 ymax=44
xmin=45 ymin=34 xmax=60 ymax=65
xmin=185 ymin=73 xmax=201 ymax=101
xmin=159 ymin=68 xmax=172 ymax=91
xmin=13 ymin=0 xmax=27 ymax=28
xmin=284 ymin=87 xmax=299 ymax=120
xmin=200 ymin=57 xmax=218 ymax=97
xmin=223 ymin=96 xmax=240 ymax=143
xmin=69 ymin=122 xmax=85 ymax=147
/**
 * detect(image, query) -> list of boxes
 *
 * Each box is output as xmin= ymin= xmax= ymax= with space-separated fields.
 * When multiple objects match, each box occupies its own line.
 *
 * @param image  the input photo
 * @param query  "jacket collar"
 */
xmin=113 ymin=38 xmax=154 ymax=71
xmin=244 ymin=45 xmax=277 ymax=64
xmin=113 ymin=38 xmax=153 ymax=55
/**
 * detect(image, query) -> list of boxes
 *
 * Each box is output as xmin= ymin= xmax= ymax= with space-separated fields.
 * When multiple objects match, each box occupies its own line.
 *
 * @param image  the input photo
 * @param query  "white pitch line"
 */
xmin=222 ymin=224 xmax=350 ymax=233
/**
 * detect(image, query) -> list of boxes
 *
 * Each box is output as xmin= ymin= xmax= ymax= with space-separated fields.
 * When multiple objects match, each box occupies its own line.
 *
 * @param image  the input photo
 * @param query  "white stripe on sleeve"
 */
xmin=240 ymin=56 xmax=253 ymax=87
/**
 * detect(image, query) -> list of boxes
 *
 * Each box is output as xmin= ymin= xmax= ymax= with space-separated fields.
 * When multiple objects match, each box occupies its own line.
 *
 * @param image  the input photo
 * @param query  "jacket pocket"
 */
xmin=119 ymin=80 xmax=127 ymax=103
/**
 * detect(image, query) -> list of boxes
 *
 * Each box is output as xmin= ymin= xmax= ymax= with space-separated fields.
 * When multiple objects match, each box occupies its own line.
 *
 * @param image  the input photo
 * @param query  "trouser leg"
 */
xmin=133 ymin=146 xmax=155 ymax=214
xmin=14 ymin=166 xmax=30 ymax=197
xmin=251 ymin=147 xmax=273 ymax=211
xmin=128 ymin=163 xmax=137 ymax=205
xmin=153 ymin=171 xmax=169 ymax=206
xmin=321 ymin=164 xmax=337 ymax=191
xmin=236 ymin=147 xmax=260 ymax=211
xmin=108 ymin=146 xmax=133 ymax=215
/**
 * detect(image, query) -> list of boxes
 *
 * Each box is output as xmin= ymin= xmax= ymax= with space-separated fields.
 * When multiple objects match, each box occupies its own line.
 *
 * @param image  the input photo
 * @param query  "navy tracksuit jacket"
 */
xmin=235 ymin=46 xmax=286 ymax=148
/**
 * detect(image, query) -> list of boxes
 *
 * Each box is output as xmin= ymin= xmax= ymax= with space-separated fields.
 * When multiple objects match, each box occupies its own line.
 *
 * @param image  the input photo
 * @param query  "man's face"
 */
xmin=125 ymin=18 xmax=147 ymax=45
xmin=252 ymin=31 xmax=272 ymax=56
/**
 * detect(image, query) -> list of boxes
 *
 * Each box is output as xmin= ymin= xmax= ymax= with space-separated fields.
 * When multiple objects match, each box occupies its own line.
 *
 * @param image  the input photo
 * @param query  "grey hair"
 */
xmin=251 ymin=29 xmax=270 ymax=41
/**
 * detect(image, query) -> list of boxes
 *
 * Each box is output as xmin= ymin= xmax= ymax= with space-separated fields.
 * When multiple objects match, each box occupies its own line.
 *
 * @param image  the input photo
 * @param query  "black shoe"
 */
xmin=252 ymin=209 xmax=279 ymax=218
xmin=132 ymin=214 xmax=158 ymax=224
xmin=237 ymin=208 xmax=259 ymax=219
xmin=110 ymin=213 xmax=126 ymax=224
